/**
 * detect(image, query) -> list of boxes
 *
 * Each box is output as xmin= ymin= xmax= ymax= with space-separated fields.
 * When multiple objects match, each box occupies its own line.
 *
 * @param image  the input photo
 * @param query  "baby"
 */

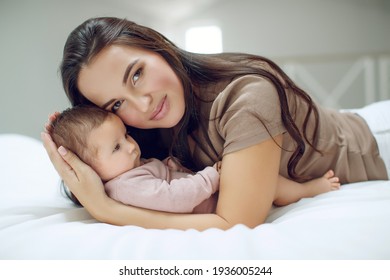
xmin=51 ymin=105 xmax=340 ymax=214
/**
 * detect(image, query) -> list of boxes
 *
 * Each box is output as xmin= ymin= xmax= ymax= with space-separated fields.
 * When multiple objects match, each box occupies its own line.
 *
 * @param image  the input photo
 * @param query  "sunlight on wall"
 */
xmin=185 ymin=26 xmax=223 ymax=53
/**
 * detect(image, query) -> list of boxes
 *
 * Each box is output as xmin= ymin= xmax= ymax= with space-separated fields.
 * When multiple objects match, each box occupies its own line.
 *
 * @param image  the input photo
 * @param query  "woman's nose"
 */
xmin=132 ymin=94 xmax=152 ymax=113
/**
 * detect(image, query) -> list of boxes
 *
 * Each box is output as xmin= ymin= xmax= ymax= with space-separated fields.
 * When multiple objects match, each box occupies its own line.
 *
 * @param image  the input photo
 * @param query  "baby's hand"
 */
xmin=165 ymin=157 xmax=193 ymax=173
xmin=213 ymin=161 xmax=222 ymax=174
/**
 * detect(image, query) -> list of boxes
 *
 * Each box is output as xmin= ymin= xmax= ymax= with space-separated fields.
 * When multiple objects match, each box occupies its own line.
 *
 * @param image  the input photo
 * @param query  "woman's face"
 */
xmin=78 ymin=45 xmax=185 ymax=129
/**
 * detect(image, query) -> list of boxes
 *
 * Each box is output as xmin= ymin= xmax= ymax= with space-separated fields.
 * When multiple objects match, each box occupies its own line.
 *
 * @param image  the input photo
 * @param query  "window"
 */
xmin=185 ymin=26 xmax=223 ymax=54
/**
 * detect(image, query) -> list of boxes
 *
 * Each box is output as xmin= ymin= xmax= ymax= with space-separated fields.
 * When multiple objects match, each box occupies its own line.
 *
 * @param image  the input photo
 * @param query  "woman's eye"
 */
xmin=112 ymin=100 xmax=123 ymax=112
xmin=132 ymin=68 xmax=142 ymax=84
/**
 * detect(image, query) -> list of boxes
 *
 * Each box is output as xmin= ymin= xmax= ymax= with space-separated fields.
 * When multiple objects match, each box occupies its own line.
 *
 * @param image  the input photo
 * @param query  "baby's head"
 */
xmin=51 ymin=105 xmax=142 ymax=182
xmin=51 ymin=105 xmax=107 ymax=166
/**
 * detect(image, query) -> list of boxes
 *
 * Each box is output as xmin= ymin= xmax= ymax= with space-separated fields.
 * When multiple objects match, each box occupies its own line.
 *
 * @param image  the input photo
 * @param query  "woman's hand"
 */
xmin=41 ymin=132 xmax=108 ymax=219
xmin=44 ymin=112 xmax=60 ymax=134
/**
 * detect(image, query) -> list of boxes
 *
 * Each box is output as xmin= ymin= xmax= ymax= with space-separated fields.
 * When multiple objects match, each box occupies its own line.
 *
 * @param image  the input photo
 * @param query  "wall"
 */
xmin=168 ymin=0 xmax=390 ymax=108
xmin=1 ymin=0 xmax=389 ymax=140
xmin=170 ymin=0 xmax=390 ymax=57
xmin=0 ymin=0 xmax=152 ymax=139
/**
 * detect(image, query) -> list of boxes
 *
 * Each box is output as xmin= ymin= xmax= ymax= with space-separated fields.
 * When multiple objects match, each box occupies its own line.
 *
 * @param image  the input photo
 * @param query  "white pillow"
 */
xmin=0 ymin=134 xmax=71 ymax=208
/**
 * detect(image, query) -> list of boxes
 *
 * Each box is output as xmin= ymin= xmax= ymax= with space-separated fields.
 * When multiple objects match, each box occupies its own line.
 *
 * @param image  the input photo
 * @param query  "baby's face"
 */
xmin=87 ymin=114 xmax=142 ymax=182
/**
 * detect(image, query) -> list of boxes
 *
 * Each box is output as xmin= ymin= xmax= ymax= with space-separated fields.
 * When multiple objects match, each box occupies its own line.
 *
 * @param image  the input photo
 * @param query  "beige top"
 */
xmin=192 ymin=75 xmax=388 ymax=183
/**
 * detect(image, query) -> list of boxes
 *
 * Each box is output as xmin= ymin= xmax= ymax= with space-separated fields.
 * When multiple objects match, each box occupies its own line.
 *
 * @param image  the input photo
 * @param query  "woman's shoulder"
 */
xmin=209 ymin=75 xmax=283 ymax=127
xmin=227 ymin=74 xmax=275 ymax=89
xmin=207 ymin=74 xmax=285 ymax=156
xmin=214 ymin=74 xmax=280 ymax=110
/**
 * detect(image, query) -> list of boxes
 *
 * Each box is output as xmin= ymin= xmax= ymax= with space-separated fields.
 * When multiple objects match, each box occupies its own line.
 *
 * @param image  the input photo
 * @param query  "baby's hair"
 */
xmin=51 ymin=105 xmax=110 ymax=163
xmin=51 ymin=105 xmax=111 ymax=206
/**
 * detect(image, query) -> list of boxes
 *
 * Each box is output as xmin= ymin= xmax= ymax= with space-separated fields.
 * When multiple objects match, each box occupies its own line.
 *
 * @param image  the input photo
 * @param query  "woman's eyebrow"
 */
xmin=122 ymin=59 xmax=139 ymax=85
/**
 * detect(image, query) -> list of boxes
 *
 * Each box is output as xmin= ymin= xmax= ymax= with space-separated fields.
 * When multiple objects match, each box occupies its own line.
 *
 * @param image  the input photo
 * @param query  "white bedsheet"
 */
xmin=0 ymin=133 xmax=389 ymax=259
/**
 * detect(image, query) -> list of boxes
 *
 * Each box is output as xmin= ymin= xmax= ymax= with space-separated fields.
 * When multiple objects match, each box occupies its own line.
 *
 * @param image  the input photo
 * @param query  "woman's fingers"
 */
xmin=41 ymin=132 xmax=81 ymax=184
xmin=41 ymin=132 xmax=72 ymax=178
xmin=44 ymin=111 xmax=60 ymax=133
xmin=57 ymin=145 xmax=90 ymax=183
xmin=57 ymin=145 xmax=107 ymax=208
xmin=49 ymin=111 xmax=61 ymax=121
xmin=42 ymin=132 xmax=84 ymax=185
xmin=42 ymin=131 xmax=107 ymax=219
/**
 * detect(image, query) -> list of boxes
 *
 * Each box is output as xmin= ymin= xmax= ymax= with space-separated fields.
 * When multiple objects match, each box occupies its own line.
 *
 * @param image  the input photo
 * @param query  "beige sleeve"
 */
xmin=210 ymin=75 xmax=286 ymax=156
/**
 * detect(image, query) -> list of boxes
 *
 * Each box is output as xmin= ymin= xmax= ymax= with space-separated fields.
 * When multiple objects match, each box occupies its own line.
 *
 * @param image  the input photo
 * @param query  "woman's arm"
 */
xmin=42 ymin=132 xmax=282 ymax=230
xmin=216 ymin=135 xmax=281 ymax=228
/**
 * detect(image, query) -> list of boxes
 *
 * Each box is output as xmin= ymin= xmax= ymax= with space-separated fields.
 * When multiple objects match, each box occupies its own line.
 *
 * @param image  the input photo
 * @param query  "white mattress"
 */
xmin=1 ymin=133 xmax=390 ymax=259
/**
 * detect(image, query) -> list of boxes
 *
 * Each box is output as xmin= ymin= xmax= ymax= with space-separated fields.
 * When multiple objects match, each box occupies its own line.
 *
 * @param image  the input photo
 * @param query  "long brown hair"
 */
xmin=60 ymin=17 xmax=320 ymax=181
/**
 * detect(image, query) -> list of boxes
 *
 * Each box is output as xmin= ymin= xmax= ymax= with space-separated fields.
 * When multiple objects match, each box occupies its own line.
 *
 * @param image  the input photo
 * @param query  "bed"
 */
xmin=1 ymin=133 xmax=390 ymax=260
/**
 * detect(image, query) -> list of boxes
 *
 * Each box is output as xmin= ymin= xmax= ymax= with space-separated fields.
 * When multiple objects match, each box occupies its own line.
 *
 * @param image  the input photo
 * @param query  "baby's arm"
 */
xmin=105 ymin=163 xmax=220 ymax=213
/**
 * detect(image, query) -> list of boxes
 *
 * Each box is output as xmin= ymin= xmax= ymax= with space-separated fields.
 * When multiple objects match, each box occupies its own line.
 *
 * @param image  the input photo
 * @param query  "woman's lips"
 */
xmin=150 ymin=95 xmax=168 ymax=121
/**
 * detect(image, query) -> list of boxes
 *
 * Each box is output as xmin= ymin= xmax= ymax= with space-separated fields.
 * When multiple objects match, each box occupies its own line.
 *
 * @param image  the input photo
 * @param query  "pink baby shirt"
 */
xmin=104 ymin=158 xmax=220 ymax=213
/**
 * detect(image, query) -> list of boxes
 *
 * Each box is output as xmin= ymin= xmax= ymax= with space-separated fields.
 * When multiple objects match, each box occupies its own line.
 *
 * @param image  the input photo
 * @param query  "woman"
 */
xmin=42 ymin=17 xmax=389 ymax=230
